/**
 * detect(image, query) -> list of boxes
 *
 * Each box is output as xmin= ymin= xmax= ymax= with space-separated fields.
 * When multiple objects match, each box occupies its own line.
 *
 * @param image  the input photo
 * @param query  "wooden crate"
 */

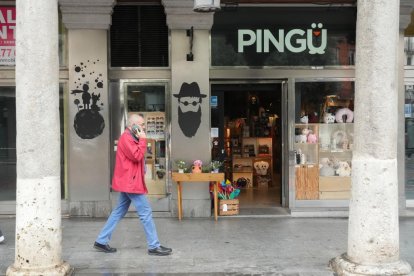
xmin=219 ymin=199 xmax=239 ymax=216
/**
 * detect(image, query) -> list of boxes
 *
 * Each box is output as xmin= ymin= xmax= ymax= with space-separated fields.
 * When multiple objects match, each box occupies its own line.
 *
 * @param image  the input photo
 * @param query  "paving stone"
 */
xmin=0 ymin=217 xmax=413 ymax=275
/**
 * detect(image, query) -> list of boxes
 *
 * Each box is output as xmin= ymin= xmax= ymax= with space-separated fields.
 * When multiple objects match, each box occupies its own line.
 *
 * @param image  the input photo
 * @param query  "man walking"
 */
xmin=93 ymin=113 xmax=172 ymax=256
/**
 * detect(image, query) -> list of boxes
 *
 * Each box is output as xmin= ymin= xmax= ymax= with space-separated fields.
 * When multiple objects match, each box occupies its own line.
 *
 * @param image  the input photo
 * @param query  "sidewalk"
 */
xmin=0 ymin=216 xmax=413 ymax=275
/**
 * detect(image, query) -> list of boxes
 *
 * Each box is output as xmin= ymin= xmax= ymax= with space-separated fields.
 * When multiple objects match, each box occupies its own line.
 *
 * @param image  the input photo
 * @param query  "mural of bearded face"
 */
xmin=174 ymin=82 xmax=206 ymax=138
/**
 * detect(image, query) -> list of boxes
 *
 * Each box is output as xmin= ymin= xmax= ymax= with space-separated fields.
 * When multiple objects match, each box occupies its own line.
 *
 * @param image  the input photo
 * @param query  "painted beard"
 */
xmin=178 ymin=106 xmax=201 ymax=137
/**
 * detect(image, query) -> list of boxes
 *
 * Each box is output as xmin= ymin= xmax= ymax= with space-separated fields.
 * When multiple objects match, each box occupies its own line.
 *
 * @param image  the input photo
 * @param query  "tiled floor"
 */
xmin=238 ymin=187 xmax=281 ymax=208
xmin=237 ymin=172 xmax=285 ymax=216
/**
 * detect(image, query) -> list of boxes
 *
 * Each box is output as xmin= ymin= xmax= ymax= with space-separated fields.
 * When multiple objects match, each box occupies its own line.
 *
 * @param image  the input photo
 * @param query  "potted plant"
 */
xmin=210 ymin=160 xmax=223 ymax=173
xmin=175 ymin=160 xmax=187 ymax=173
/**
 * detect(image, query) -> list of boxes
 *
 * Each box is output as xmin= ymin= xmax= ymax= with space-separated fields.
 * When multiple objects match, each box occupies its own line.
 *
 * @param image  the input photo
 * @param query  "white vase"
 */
xmin=178 ymin=169 xmax=184 ymax=173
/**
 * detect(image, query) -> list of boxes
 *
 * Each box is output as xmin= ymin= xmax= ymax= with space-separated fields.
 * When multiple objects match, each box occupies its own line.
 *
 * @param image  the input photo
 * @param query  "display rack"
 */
xmin=232 ymin=137 xmax=273 ymax=188
xmin=294 ymin=123 xmax=354 ymax=200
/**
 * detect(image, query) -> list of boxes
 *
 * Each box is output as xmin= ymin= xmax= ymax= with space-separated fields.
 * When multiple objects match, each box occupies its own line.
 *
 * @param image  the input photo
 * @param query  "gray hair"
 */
xmin=127 ymin=113 xmax=144 ymax=127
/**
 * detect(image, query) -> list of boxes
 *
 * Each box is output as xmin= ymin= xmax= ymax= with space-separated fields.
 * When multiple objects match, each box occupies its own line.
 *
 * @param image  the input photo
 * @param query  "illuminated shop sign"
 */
xmin=211 ymin=7 xmax=356 ymax=66
xmin=238 ymin=23 xmax=327 ymax=54
xmin=0 ymin=7 xmax=16 ymax=66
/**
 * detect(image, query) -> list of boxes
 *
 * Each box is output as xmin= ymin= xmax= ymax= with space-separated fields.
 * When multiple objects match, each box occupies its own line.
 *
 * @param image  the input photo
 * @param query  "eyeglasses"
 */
xmin=180 ymin=100 xmax=199 ymax=106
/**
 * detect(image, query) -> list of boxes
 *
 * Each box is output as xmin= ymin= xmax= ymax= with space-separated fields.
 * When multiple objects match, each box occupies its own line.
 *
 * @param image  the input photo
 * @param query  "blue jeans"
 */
xmin=96 ymin=192 xmax=160 ymax=249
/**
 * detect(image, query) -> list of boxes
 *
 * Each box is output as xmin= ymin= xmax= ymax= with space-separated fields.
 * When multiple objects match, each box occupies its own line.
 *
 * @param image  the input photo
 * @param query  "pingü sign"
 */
xmin=238 ymin=23 xmax=327 ymax=54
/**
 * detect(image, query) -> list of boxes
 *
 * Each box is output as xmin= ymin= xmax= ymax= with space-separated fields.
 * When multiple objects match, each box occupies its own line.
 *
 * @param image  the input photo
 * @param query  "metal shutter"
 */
xmin=110 ymin=5 xmax=169 ymax=67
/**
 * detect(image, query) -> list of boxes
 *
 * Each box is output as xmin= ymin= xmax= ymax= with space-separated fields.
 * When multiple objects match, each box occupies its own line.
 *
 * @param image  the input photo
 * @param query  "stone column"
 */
xmin=59 ymin=0 xmax=115 ymax=217
xmin=330 ymin=1 xmax=412 ymax=275
xmin=6 ymin=1 xmax=71 ymax=275
xmin=162 ymin=0 xmax=215 ymax=218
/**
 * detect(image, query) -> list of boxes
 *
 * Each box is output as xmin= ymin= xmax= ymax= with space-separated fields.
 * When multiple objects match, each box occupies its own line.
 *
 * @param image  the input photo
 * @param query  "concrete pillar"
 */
xmin=6 ymin=1 xmax=71 ymax=275
xmin=59 ymin=0 xmax=115 ymax=217
xmin=330 ymin=1 xmax=412 ymax=274
xmin=162 ymin=0 xmax=215 ymax=217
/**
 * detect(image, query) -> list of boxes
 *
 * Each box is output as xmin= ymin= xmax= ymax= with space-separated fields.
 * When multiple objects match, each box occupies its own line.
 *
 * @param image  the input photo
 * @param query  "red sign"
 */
xmin=0 ymin=7 xmax=15 ymax=65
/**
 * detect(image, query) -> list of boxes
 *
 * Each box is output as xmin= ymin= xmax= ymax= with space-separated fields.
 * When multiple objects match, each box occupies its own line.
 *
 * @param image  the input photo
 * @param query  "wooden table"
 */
xmin=171 ymin=172 xmax=224 ymax=221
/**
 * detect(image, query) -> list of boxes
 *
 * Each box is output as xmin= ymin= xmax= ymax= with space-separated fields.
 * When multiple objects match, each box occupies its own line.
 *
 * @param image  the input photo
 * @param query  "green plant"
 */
xmin=175 ymin=160 xmax=187 ymax=170
xmin=210 ymin=160 xmax=223 ymax=170
xmin=201 ymin=165 xmax=211 ymax=173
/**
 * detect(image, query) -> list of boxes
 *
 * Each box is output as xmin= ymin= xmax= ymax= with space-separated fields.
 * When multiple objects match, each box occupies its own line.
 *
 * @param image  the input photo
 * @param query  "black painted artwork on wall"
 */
xmin=173 ymin=82 xmax=206 ymax=138
xmin=71 ymin=59 xmax=105 ymax=139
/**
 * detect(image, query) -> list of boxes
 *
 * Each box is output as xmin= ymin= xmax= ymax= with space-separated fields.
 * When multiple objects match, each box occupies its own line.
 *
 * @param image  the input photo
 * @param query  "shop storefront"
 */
xmin=0 ymin=1 xmax=412 ymax=217
xmin=210 ymin=5 xmax=356 ymax=212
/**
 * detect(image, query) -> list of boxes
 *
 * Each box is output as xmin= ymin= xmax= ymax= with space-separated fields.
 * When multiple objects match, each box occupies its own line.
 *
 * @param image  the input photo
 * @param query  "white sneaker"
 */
xmin=0 ymin=235 xmax=4 ymax=243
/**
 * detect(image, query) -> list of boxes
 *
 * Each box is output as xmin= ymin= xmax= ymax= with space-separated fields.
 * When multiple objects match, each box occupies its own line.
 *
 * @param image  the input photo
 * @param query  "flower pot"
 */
xmin=178 ymin=169 xmax=184 ymax=173
xmin=212 ymin=169 xmax=219 ymax=173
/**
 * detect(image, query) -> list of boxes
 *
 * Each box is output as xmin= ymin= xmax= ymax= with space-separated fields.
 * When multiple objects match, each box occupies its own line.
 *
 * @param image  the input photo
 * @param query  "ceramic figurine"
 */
xmin=192 ymin=160 xmax=202 ymax=173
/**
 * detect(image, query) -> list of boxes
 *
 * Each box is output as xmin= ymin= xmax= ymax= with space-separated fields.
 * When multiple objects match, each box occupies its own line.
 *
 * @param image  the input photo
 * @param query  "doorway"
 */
xmin=110 ymin=80 xmax=171 ymax=212
xmin=211 ymin=82 xmax=287 ymax=215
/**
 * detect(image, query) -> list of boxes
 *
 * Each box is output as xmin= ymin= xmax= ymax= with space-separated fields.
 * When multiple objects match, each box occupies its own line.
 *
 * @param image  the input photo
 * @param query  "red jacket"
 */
xmin=112 ymin=129 xmax=148 ymax=194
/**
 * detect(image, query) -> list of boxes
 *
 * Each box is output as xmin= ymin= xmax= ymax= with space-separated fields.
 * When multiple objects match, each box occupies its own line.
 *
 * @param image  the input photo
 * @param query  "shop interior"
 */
xmin=211 ymin=83 xmax=283 ymax=214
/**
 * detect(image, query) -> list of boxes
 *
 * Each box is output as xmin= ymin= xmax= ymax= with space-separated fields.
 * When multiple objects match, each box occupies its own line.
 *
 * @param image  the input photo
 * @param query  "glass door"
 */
xmin=114 ymin=81 xmax=170 ymax=212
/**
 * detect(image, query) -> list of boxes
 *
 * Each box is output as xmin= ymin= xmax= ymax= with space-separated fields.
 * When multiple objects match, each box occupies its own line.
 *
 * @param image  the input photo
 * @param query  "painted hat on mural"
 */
xmin=173 ymin=82 xmax=207 ymax=98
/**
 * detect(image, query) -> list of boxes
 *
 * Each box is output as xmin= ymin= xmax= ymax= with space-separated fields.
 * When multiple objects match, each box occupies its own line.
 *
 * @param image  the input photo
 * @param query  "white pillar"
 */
xmin=6 ymin=1 xmax=71 ymax=275
xmin=330 ymin=1 xmax=412 ymax=274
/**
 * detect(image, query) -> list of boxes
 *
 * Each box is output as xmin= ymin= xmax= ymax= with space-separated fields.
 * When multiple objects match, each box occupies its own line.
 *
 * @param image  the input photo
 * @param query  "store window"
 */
xmin=212 ymin=7 xmax=356 ymax=67
xmin=110 ymin=5 xmax=169 ymax=67
xmin=294 ymin=80 xmax=354 ymax=201
xmin=0 ymin=85 xmax=66 ymax=201
xmin=405 ymin=84 xmax=414 ymax=200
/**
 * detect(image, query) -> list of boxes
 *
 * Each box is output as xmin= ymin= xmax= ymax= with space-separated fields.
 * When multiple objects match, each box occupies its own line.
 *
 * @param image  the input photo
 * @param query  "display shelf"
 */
xmin=294 ymin=122 xmax=354 ymax=200
xmin=319 ymin=149 xmax=353 ymax=153
xmin=233 ymin=166 xmax=253 ymax=172
xmin=319 ymin=123 xmax=353 ymax=199
xmin=318 ymin=123 xmax=353 ymax=152
xmin=232 ymin=137 xmax=273 ymax=188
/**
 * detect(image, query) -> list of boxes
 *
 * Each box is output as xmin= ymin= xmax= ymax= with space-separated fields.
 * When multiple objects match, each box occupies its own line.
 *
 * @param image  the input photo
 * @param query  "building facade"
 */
xmin=0 ymin=0 xmax=413 ymax=219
